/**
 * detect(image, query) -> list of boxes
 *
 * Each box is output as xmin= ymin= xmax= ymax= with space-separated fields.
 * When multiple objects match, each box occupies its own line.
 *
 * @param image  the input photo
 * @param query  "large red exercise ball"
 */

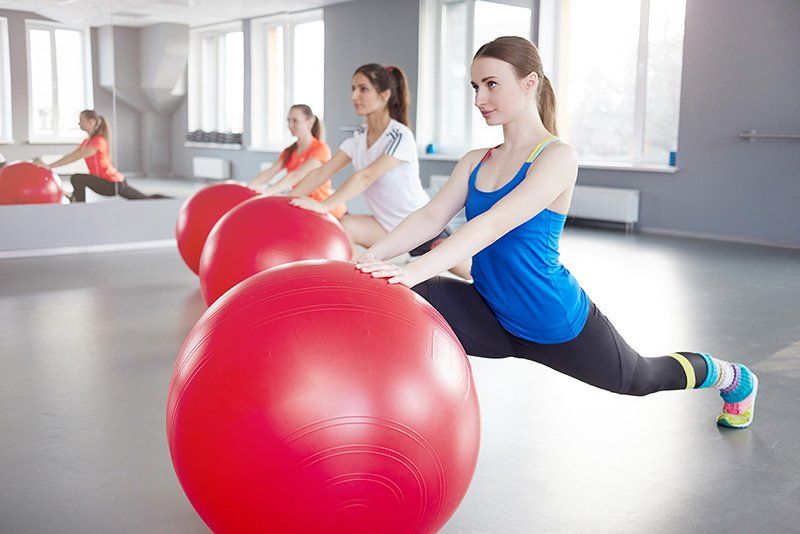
xmin=175 ymin=182 xmax=259 ymax=275
xmin=198 ymin=196 xmax=352 ymax=305
xmin=167 ymin=260 xmax=481 ymax=533
xmin=0 ymin=161 xmax=63 ymax=205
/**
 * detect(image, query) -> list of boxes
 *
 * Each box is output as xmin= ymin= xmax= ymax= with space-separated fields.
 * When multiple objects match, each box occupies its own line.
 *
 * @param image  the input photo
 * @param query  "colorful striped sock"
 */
xmin=695 ymin=353 xmax=754 ymax=401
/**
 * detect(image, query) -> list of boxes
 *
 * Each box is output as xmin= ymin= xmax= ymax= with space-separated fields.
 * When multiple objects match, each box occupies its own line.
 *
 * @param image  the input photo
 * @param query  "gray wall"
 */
xmin=0 ymin=9 xmax=116 ymax=165
xmin=573 ymin=0 xmax=800 ymax=247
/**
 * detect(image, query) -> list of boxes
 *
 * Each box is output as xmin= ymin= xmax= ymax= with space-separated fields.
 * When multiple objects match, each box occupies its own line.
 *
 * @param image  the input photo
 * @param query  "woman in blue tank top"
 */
xmin=356 ymin=36 xmax=757 ymax=429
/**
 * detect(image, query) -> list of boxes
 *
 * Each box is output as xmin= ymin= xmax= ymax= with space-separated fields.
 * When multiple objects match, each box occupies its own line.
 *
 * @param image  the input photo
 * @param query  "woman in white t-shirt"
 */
xmin=291 ymin=63 xmax=470 ymax=279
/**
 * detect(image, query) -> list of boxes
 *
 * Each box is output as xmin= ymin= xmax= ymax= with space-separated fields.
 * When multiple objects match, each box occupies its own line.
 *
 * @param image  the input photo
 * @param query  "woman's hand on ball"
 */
xmin=356 ymin=260 xmax=418 ymax=288
xmin=290 ymin=197 xmax=328 ymax=213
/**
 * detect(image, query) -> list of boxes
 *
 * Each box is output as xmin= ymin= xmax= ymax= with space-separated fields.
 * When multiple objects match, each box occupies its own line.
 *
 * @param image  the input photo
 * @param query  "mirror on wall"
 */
xmin=0 ymin=0 xmax=118 ymax=204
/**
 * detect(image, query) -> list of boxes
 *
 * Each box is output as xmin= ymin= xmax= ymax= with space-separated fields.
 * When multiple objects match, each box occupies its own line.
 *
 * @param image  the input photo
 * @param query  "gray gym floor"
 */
xmin=1 ymin=227 xmax=798 ymax=533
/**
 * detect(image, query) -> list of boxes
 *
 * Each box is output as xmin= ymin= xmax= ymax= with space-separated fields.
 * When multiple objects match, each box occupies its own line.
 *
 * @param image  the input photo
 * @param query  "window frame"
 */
xmin=25 ymin=19 xmax=94 ymax=144
xmin=249 ymin=9 xmax=324 ymax=152
xmin=188 ymin=21 xmax=244 ymax=136
xmin=0 ymin=17 xmax=12 ymax=143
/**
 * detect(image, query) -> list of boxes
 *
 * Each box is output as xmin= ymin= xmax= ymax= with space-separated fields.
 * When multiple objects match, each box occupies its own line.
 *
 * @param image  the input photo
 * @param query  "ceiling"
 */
xmin=0 ymin=0 xmax=353 ymax=28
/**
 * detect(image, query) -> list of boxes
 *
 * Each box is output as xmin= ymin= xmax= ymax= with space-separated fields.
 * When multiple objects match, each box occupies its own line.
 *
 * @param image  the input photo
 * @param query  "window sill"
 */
xmin=184 ymin=142 xmax=242 ymax=150
xmin=419 ymin=152 xmax=461 ymax=162
xmin=419 ymin=152 xmax=678 ymax=173
xmin=246 ymin=145 xmax=283 ymax=154
xmin=0 ymin=138 xmax=14 ymax=144
xmin=579 ymin=161 xmax=677 ymax=174
xmin=27 ymin=138 xmax=85 ymax=145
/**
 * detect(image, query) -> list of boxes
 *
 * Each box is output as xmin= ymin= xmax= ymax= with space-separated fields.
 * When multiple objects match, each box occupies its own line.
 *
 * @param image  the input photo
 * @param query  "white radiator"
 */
xmin=192 ymin=157 xmax=230 ymax=180
xmin=569 ymin=185 xmax=639 ymax=226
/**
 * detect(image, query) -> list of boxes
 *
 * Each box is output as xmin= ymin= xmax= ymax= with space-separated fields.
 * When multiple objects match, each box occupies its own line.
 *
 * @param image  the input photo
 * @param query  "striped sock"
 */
xmin=695 ymin=352 xmax=754 ymax=403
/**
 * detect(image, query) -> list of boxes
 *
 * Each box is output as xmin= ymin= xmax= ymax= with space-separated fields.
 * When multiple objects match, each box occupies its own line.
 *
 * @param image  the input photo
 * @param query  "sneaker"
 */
xmin=717 ymin=372 xmax=758 ymax=429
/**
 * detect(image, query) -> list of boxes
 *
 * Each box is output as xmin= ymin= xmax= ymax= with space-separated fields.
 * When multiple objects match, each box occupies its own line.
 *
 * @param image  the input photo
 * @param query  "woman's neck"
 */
xmin=501 ymin=104 xmax=551 ymax=150
xmin=296 ymin=131 xmax=314 ymax=149
xmin=366 ymin=110 xmax=391 ymax=135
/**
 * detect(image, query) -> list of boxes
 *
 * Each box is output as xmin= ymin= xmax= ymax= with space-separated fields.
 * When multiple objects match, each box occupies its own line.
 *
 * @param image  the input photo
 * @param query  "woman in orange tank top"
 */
xmin=36 ymin=110 xmax=167 ymax=202
xmin=248 ymin=105 xmax=346 ymax=218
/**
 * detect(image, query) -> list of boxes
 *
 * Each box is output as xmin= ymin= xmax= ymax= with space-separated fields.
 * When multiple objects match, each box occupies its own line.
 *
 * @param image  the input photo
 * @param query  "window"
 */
xmin=0 ymin=18 xmax=11 ymax=142
xmin=419 ymin=0 xmax=685 ymax=165
xmin=539 ymin=0 xmax=686 ymax=164
xmin=25 ymin=21 xmax=93 ymax=143
xmin=419 ymin=0 xmax=532 ymax=154
xmin=188 ymin=23 xmax=244 ymax=137
xmin=250 ymin=10 xmax=324 ymax=150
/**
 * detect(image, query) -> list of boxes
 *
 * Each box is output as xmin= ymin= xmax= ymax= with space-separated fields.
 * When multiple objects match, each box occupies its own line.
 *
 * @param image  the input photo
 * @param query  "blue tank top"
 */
xmin=466 ymin=136 xmax=590 ymax=344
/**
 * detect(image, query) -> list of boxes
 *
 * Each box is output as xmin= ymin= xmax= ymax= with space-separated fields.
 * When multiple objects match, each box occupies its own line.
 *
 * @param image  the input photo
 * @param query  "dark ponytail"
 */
xmin=353 ymin=63 xmax=411 ymax=127
xmin=283 ymin=104 xmax=325 ymax=162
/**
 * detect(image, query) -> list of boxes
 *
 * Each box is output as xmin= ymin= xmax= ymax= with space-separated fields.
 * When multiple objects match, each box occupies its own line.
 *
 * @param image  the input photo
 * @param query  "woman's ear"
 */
xmin=525 ymin=72 xmax=538 ymax=92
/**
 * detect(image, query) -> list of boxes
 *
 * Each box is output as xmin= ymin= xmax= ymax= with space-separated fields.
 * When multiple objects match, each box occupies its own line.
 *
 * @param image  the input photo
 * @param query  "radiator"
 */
xmin=569 ymin=185 xmax=639 ymax=226
xmin=192 ymin=157 xmax=230 ymax=180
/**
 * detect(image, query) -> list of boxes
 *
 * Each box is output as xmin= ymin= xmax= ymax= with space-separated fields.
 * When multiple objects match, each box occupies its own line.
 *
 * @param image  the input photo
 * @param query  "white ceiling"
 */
xmin=0 ymin=0 xmax=353 ymax=28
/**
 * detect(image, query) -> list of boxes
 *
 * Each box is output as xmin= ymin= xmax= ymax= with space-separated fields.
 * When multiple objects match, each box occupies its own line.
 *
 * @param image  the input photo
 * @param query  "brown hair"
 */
xmin=474 ymin=36 xmax=558 ymax=136
xmin=353 ymin=63 xmax=411 ymax=127
xmin=80 ymin=109 xmax=111 ymax=141
xmin=283 ymin=104 xmax=324 ymax=162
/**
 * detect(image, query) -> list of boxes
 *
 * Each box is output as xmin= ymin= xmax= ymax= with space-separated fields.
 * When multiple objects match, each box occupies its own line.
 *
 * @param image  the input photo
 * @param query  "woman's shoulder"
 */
xmin=386 ymin=120 xmax=415 ymax=140
xmin=540 ymin=138 xmax=578 ymax=165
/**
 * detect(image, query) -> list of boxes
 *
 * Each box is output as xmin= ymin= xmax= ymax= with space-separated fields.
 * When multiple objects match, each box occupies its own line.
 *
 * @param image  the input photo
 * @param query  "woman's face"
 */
xmin=78 ymin=114 xmax=96 ymax=133
xmin=287 ymin=108 xmax=313 ymax=137
xmin=471 ymin=56 xmax=534 ymax=126
xmin=351 ymin=72 xmax=390 ymax=117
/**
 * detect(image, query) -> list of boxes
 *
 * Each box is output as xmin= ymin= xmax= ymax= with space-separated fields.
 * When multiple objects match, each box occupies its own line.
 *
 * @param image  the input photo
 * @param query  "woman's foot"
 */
xmin=717 ymin=369 xmax=758 ymax=429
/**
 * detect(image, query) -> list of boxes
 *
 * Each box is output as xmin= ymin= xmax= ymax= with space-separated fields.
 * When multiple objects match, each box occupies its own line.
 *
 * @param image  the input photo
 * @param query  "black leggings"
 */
xmin=412 ymin=276 xmax=708 ymax=396
xmin=69 ymin=174 xmax=150 ymax=202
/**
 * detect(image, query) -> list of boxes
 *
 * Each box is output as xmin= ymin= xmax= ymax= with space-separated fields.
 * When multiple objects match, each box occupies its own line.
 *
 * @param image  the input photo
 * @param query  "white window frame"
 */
xmin=25 ymin=20 xmax=93 ymax=144
xmin=0 ymin=18 xmax=12 ymax=143
xmin=539 ymin=0 xmax=682 ymax=166
xmin=188 ymin=21 xmax=244 ymax=136
xmin=417 ymin=0 xmax=535 ymax=155
xmin=249 ymin=9 xmax=324 ymax=152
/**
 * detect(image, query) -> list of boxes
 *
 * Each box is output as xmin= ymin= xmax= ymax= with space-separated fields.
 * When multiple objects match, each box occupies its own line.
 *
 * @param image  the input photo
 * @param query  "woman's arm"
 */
xmin=248 ymin=157 xmax=285 ymax=188
xmin=291 ymin=153 xmax=402 ymax=213
xmin=39 ymin=146 xmax=96 ymax=169
xmin=356 ymin=150 xmax=482 ymax=262
xmin=359 ymin=143 xmax=578 ymax=286
xmin=291 ymin=150 xmax=351 ymax=197
xmin=261 ymin=158 xmax=323 ymax=196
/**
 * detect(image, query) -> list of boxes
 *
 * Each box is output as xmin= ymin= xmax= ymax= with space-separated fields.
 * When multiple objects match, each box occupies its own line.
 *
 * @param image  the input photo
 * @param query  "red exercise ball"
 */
xmin=0 ymin=161 xmax=63 ymax=205
xmin=167 ymin=260 xmax=481 ymax=533
xmin=198 ymin=196 xmax=352 ymax=305
xmin=175 ymin=182 xmax=259 ymax=275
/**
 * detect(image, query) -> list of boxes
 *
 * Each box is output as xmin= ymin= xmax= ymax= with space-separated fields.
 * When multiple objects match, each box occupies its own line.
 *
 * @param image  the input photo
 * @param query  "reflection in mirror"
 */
xmin=0 ymin=0 xmax=120 ymax=205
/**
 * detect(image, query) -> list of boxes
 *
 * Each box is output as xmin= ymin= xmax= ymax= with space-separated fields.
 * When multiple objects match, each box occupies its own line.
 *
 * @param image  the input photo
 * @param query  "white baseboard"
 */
xmin=0 ymin=239 xmax=177 ymax=259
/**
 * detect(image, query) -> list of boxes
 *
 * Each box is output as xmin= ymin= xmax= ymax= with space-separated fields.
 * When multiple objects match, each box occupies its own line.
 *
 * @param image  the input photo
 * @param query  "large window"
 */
xmin=26 ymin=21 xmax=93 ymax=143
xmin=0 ymin=18 xmax=11 ymax=143
xmin=250 ymin=10 xmax=324 ymax=150
xmin=539 ymin=0 xmax=686 ymax=164
xmin=188 ymin=23 xmax=244 ymax=137
xmin=419 ymin=0 xmax=685 ymax=166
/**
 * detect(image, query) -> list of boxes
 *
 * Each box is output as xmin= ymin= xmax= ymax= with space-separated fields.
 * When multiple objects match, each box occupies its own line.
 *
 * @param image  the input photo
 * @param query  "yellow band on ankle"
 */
xmin=669 ymin=353 xmax=696 ymax=389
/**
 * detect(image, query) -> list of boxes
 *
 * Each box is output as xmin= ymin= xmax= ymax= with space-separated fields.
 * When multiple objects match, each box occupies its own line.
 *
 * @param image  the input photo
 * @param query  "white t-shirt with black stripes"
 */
xmin=338 ymin=119 xmax=430 ymax=231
